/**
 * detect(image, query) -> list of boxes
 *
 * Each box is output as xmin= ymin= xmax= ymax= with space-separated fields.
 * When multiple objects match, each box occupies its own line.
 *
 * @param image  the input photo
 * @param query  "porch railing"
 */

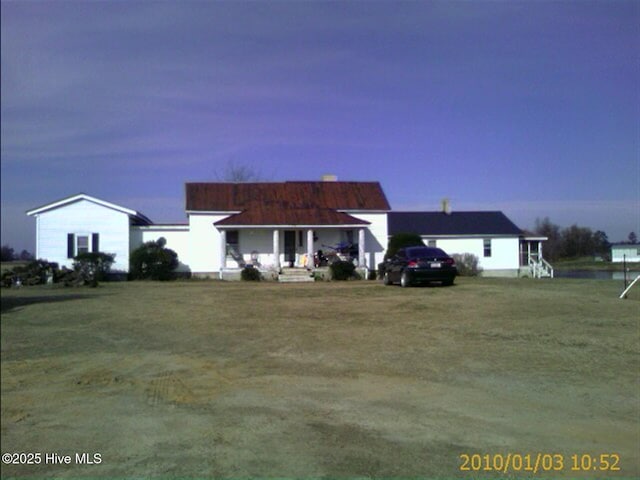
xmin=226 ymin=245 xmax=246 ymax=268
xmin=529 ymin=257 xmax=554 ymax=278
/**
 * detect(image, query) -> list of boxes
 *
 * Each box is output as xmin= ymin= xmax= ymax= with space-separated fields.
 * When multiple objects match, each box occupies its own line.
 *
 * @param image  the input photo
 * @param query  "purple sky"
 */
xmin=2 ymin=0 xmax=638 ymax=252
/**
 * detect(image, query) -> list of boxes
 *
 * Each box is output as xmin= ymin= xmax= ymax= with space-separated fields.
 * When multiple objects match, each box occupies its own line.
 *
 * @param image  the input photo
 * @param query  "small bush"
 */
xmin=451 ymin=253 xmax=482 ymax=276
xmin=1 ymin=259 xmax=59 ymax=287
xmin=73 ymin=252 xmax=115 ymax=282
xmin=130 ymin=238 xmax=179 ymax=281
xmin=241 ymin=266 xmax=262 ymax=281
xmin=330 ymin=260 xmax=356 ymax=281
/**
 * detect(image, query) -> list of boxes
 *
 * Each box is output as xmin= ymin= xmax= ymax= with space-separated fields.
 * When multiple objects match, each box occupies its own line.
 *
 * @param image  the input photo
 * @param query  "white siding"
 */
xmin=188 ymin=213 xmax=229 ymax=273
xmin=612 ymin=246 xmax=640 ymax=262
xmin=130 ymin=227 xmax=191 ymax=272
xmin=424 ymin=236 xmax=520 ymax=273
xmin=36 ymin=199 xmax=131 ymax=272
xmin=348 ymin=212 xmax=388 ymax=268
xmin=232 ymin=229 xmax=276 ymax=267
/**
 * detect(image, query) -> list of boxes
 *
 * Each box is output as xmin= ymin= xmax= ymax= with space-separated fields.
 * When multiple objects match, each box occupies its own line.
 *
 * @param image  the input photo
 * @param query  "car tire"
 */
xmin=400 ymin=271 xmax=411 ymax=288
xmin=443 ymin=278 xmax=454 ymax=286
xmin=383 ymin=272 xmax=391 ymax=286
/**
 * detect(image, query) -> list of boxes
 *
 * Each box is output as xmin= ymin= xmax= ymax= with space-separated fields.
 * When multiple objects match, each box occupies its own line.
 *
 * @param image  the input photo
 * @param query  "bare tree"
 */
xmin=218 ymin=161 xmax=261 ymax=182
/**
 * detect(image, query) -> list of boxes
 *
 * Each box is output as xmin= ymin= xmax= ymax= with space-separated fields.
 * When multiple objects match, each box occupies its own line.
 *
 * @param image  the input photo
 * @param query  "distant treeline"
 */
xmin=534 ymin=217 xmax=636 ymax=261
xmin=1 ymin=245 xmax=34 ymax=262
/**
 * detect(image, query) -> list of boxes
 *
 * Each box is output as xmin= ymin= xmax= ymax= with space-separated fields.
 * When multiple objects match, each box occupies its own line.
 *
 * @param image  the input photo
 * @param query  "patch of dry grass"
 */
xmin=1 ymin=278 xmax=638 ymax=478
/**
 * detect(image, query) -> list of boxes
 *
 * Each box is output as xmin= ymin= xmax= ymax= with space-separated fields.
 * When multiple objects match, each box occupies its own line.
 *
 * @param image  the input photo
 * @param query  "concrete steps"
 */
xmin=278 ymin=268 xmax=314 ymax=283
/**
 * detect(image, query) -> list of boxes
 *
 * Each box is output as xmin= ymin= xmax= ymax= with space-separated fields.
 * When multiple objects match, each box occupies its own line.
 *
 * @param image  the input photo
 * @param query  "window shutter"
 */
xmin=67 ymin=234 xmax=75 ymax=258
xmin=92 ymin=233 xmax=100 ymax=253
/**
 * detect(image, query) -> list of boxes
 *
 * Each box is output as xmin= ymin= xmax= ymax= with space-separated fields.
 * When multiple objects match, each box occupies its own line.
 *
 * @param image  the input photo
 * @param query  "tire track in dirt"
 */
xmin=146 ymin=371 xmax=197 ymax=406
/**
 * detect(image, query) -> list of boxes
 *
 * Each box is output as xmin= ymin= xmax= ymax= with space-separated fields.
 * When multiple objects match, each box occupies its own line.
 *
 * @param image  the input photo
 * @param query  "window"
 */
xmin=67 ymin=233 xmax=99 ymax=258
xmin=226 ymin=230 xmax=239 ymax=254
xmin=427 ymin=240 xmax=437 ymax=247
xmin=298 ymin=230 xmax=304 ymax=247
xmin=483 ymin=239 xmax=492 ymax=257
xmin=77 ymin=235 xmax=90 ymax=255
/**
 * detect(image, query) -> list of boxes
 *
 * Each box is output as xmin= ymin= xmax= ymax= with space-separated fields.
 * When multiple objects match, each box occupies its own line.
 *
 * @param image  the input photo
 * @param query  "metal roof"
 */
xmin=388 ymin=211 xmax=523 ymax=236
xmin=214 ymin=207 xmax=370 ymax=227
xmin=185 ymin=182 xmax=391 ymax=211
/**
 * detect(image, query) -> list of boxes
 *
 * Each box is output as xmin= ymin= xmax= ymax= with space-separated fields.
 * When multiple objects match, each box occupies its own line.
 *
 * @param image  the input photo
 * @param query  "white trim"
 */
xmin=186 ymin=210 xmax=242 ymax=215
xmin=35 ymin=216 xmax=40 ymax=259
xmin=132 ymin=225 xmax=189 ymax=231
xmin=418 ymin=234 xmax=521 ymax=239
xmin=338 ymin=209 xmax=390 ymax=214
xmin=27 ymin=193 xmax=139 ymax=217
xmin=215 ymin=224 xmax=369 ymax=229
xmin=75 ymin=233 xmax=91 ymax=256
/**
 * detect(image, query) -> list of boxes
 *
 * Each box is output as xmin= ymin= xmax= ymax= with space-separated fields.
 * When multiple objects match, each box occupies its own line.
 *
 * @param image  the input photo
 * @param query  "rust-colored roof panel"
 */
xmin=214 ymin=208 xmax=370 ymax=226
xmin=185 ymin=182 xmax=390 ymax=211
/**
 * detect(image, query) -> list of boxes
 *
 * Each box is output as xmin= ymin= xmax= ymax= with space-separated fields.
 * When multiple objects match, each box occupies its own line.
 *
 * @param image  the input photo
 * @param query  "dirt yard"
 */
xmin=1 ymin=278 xmax=638 ymax=478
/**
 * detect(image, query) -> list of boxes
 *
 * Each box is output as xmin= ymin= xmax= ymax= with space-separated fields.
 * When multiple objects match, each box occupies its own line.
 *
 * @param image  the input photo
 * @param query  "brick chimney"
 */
xmin=441 ymin=198 xmax=451 ymax=215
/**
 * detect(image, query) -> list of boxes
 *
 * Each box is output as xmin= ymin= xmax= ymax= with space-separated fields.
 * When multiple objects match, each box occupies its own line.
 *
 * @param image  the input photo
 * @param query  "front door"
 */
xmin=284 ymin=230 xmax=296 ymax=267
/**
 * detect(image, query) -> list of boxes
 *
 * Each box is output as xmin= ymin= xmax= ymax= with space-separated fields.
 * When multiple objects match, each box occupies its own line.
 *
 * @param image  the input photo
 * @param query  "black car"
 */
xmin=382 ymin=246 xmax=457 ymax=287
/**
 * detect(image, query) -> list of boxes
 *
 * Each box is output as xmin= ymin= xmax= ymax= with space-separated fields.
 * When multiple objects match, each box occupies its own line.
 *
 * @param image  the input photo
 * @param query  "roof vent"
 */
xmin=441 ymin=198 xmax=451 ymax=215
xmin=322 ymin=174 xmax=337 ymax=182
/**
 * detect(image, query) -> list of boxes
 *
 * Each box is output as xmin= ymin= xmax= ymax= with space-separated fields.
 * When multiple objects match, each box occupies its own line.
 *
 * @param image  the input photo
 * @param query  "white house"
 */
xmin=611 ymin=244 xmax=640 ymax=263
xmin=181 ymin=181 xmax=390 ymax=278
xmin=27 ymin=182 xmax=550 ymax=279
xmin=388 ymin=210 xmax=552 ymax=278
xmin=26 ymin=193 xmax=152 ymax=273
xmin=27 ymin=181 xmax=390 ymax=279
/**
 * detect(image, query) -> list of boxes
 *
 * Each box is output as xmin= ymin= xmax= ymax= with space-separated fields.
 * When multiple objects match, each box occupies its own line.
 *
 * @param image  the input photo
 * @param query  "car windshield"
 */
xmin=405 ymin=247 xmax=448 ymax=258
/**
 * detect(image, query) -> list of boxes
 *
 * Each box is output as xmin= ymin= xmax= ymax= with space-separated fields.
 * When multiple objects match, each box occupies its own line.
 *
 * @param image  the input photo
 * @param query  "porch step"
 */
xmin=278 ymin=268 xmax=315 ymax=283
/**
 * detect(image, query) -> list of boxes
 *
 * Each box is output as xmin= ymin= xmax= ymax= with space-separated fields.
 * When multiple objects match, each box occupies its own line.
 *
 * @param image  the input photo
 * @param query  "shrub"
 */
xmin=130 ymin=238 xmax=179 ymax=281
xmin=1 ymin=259 xmax=59 ymax=287
xmin=330 ymin=260 xmax=357 ymax=281
xmin=451 ymin=253 xmax=482 ymax=276
xmin=73 ymin=252 xmax=115 ymax=282
xmin=385 ymin=233 xmax=425 ymax=260
xmin=241 ymin=266 xmax=262 ymax=281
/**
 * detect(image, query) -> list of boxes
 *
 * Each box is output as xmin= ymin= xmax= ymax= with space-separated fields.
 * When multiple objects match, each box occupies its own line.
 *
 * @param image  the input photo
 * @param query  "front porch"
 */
xmin=520 ymin=236 xmax=554 ymax=278
xmin=218 ymin=226 xmax=369 ymax=277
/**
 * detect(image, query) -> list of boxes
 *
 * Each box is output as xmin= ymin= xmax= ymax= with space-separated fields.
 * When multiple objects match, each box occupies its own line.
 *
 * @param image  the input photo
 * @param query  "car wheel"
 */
xmin=383 ymin=272 xmax=391 ymax=285
xmin=400 ymin=271 xmax=411 ymax=288
xmin=443 ymin=278 xmax=454 ymax=286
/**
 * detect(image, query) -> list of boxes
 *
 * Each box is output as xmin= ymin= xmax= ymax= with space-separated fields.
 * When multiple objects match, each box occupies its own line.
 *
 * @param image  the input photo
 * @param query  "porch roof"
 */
xmin=214 ymin=207 xmax=370 ymax=228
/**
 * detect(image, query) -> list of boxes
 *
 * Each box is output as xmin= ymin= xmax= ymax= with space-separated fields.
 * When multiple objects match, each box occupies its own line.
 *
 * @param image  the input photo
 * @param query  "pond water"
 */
xmin=554 ymin=270 xmax=640 ymax=281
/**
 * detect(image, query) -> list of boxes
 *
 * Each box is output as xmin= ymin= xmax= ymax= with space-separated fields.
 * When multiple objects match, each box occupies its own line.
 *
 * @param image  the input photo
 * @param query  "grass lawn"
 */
xmin=1 ymin=278 xmax=638 ymax=478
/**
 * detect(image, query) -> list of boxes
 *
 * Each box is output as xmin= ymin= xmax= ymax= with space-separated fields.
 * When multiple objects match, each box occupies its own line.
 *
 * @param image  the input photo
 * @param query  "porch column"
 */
xmin=358 ymin=228 xmax=366 ymax=267
xmin=306 ymin=229 xmax=314 ymax=268
xmin=527 ymin=242 xmax=531 ymax=263
xmin=219 ymin=229 xmax=227 ymax=270
xmin=539 ymin=241 xmax=543 ymax=260
xmin=273 ymin=229 xmax=280 ymax=270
